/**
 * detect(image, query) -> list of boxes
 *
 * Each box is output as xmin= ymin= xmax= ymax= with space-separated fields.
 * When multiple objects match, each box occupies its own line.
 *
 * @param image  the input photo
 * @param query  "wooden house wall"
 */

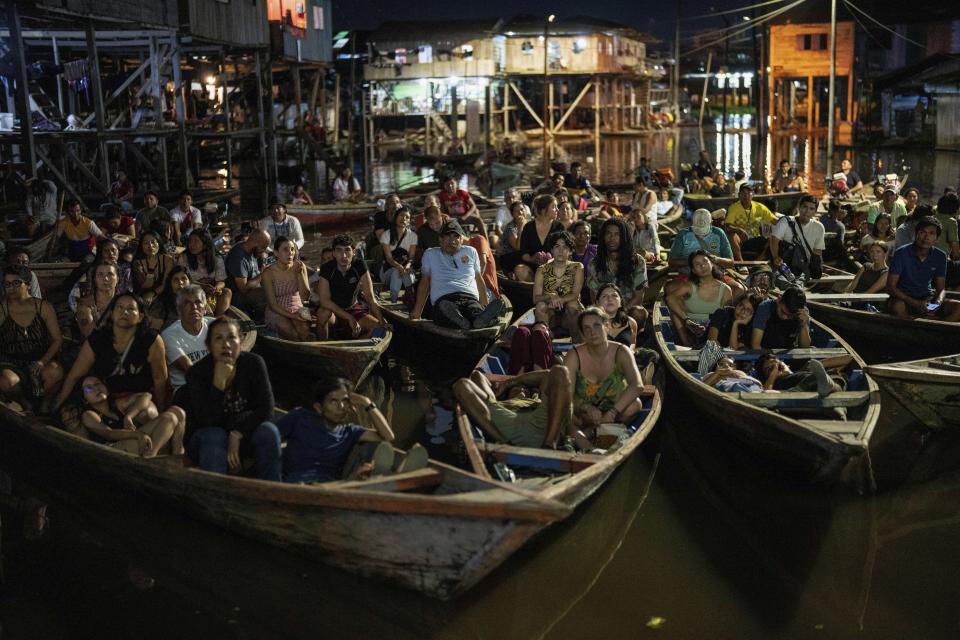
xmin=35 ymin=0 xmax=178 ymax=27
xmin=769 ymin=22 xmax=854 ymax=77
xmin=181 ymin=0 xmax=269 ymax=47
xmin=272 ymin=0 xmax=331 ymax=62
xmin=936 ymin=95 xmax=960 ymax=149
xmin=502 ymin=34 xmax=621 ymax=75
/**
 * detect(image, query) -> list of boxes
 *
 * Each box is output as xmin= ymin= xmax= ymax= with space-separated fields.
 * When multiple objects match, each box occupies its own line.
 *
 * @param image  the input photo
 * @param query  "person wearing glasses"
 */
xmin=410 ymin=219 xmax=505 ymax=330
xmin=749 ymin=286 xmax=812 ymax=350
xmin=0 ymin=265 xmax=63 ymax=409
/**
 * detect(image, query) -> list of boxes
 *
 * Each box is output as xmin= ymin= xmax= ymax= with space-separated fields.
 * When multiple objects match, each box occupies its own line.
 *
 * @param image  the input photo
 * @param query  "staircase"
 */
xmin=428 ymin=111 xmax=452 ymax=139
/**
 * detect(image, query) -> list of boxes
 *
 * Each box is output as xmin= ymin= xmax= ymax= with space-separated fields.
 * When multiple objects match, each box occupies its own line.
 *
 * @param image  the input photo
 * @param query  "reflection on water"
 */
xmin=4 ymin=356 xmax=960 ymax=638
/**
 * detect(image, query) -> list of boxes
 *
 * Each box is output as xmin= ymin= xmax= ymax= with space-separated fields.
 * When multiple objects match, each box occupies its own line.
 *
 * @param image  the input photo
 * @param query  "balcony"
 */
xmin=365 ymin=59 xmax=497 ymax=81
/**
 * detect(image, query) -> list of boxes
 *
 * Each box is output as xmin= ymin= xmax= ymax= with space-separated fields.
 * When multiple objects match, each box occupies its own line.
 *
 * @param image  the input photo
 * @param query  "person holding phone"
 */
xmin=887 ymin=216 xmax=960 ymax=321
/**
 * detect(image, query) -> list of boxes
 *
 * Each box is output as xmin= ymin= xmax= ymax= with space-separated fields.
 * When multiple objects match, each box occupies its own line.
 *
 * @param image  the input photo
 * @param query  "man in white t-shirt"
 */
xmin=494 ymin=188 xmax=530 ymax=232
xmin=410 ymin=220 xmax=504 ymax=330
xmin=769 ymin=195 xmax=825 ymax=276
xmin=162 ymin=284 xmax=212 ymax=395
xmin=169 ymin=191 xmax=203 ymax=238
xmin=258 ymin=201 xmax=305 ymax=249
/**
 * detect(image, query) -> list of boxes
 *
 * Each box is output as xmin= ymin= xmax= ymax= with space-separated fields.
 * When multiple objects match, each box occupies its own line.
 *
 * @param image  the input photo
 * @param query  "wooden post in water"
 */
xmin=826 ymin=0 xmax=838 ymax=178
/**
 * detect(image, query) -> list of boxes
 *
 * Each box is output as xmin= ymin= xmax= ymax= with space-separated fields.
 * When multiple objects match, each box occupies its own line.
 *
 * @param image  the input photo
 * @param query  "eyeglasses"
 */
xmin=3 ymin=279 xmax=24 ymax=289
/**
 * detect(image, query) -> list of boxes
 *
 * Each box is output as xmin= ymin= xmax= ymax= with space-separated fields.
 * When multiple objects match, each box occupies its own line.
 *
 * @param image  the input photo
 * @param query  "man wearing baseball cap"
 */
xmin=411 ymin=219 xmax=505 ymax=329
xmin=867 ymin=185 xmax=906 ymax=225
xmin=669 ymin=209 xmax=734 ymax=275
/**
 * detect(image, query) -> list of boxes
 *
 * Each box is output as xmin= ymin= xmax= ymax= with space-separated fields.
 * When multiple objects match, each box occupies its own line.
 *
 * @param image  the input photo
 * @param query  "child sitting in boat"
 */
xmin=277 ymin=377 xmax=426 ymax=483
xmin=78 ymin=375 xmax=185 ymax=457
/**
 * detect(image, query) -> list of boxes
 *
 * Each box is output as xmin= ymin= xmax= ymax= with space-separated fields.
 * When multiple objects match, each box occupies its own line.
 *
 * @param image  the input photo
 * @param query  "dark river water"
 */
xmin=3 ymin=132 xmax=960 ymax=638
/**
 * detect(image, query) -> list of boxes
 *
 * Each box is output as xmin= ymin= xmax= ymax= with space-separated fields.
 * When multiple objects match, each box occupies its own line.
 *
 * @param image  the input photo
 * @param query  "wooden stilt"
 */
xmin=7 ymin=2 xmax=35 ymax=178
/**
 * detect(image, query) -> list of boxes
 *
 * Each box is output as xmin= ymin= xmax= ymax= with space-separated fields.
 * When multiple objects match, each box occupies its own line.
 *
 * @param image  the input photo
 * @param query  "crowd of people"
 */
xmin=3 ymin=152 xmax=960 ymax=479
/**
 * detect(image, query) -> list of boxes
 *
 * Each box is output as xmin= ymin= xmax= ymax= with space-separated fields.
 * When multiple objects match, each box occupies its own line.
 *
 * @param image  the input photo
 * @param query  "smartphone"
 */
xmin=927 ymin=303 xmax=941 ymax=312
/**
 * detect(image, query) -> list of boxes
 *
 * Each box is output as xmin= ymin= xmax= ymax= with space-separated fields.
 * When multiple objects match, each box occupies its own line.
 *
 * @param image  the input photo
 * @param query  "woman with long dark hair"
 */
xmin=586 ymin=217 xmax=648 ymax=326
xmin=133 ymin=230 xmax=174 ymax=307
xmin=179 ymin=228 xmax=231 ymax=315
xmin=665 ymin=250 xmax=732 ymax=346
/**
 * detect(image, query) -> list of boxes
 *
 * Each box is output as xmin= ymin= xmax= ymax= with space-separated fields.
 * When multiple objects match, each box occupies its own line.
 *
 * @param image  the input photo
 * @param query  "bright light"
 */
xmin=742 ymin=16 xmax=751 ymax=21
xmin=538 ymin=35 xmax=545 ymax=42
xmin=418 ymin=78 xmax=429 ymax=86
xmin=576 ymin=38 xmax=587 ymax=49
xmin=548 ymin=14 xmax=556 ymax=22
xmin=205 ymin=75 xmax=217 ymax=85
xmin=447 ymin=76 xmax=459 ymax=86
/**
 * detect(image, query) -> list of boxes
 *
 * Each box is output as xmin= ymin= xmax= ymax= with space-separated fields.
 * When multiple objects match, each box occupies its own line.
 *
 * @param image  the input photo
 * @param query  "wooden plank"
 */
xmin=802 ymin=419 xmax=866 ymax=436
xmin=807 ymin=293 xmax=888 ymax=302
xmin=333 ymin=468 xmax=442 ymax=492
xmin=928 ymin=361 xmax=960 ymax=373
xmin=481 ymin=443 xmax=605 ymax=473
xmin=737 ymin=391 xmax=870 ymax=408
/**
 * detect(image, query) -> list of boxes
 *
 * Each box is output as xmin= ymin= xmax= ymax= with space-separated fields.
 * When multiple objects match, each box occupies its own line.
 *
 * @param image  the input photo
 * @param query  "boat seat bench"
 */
xmin=735 ymin=390 xmax=870 ymax=408
xmin=332 ymin=468 xmax=443 ymax=492
xmin=480 ymin=443 xmax=605 ymax=472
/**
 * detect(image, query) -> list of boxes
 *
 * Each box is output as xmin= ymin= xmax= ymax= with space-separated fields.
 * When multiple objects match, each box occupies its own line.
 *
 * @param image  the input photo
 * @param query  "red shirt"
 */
xmin=439 ymin=189 xmax=473 ymax=218
xmin=466 ymin=235 xmax=500 ymax=298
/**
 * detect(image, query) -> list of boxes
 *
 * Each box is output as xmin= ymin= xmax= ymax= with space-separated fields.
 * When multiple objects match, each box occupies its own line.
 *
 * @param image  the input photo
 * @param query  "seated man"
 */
xmin=134 ymin=191 xmax=171 ymax=237
xmin=438 ymin=177 xmax=487 ymax=238
xmin=168 ymin=190 xmax=204 ymax=240
xmin=225 ymin=229 xmax=271 ymax=313
xmin=53 ymin=200 xmax=104 ymax=261
xmin=278 ymin=377 xmax=427 ymax=484
xmin=415 ymin=205 xmax=446 ymax=266
xmin=101 ymin=206 xmax=137 ymax=241
xmin=666 ymin=208 xmax=736 ymax=295
xmin=769 ymin=194 xmax=825 ymax=279
xmin=724 ymin=183 xmax=777 ymax=261
xmin=316 ymin=234 xmax=384 ymax=339
xmin=410 ymin=220 xmax=504 ymax=330
xmin=454 ymin=366 xmax=573 ymax=450
xmin=887 ymin=216 xmax=960 ymax=321
xmin=750 ymin=286 xmax=812 ymax=349
xmin=161 ymin=284 xmax=212 ymax=399
xmin=258 ymin=200 xmax=305 ymax=249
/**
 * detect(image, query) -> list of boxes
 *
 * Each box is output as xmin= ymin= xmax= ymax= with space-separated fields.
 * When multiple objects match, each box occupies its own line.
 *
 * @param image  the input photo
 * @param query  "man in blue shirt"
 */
xmin=750 ymin=286 xmax=812 ymax=349
xmin=410 ymin=219 xmax=504 ymax=329
xmin=666 ymin=208 xmax=740 ymax=296
xmin=887 ymin=216 xmax=960 ymax=320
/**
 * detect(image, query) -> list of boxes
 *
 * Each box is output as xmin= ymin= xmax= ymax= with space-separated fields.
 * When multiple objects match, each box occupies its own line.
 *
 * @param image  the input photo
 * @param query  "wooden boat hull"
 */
xmin=652 ymin=301 xmax=880 ymax=487
xmin=379 ymin=294 xmax=513 ymax=372
xmin=255 ymin=327 xmax=392 ymax=385
xmin=683 ymin=191 xmax=809 ymax=214
xmin=806 ymin=296 xmax=960 ymax=362
xmin=866 ymin=356 xmax=960 ymax=430
xmin=287 ymin=205 xmax=373 ymax=229
xmin=0 ymin=404 xmax=570 ymax=600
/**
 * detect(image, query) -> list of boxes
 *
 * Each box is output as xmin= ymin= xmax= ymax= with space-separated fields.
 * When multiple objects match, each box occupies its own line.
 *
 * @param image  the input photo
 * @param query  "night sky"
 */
xmin=330 ymin=0 xmax=750 ymax=40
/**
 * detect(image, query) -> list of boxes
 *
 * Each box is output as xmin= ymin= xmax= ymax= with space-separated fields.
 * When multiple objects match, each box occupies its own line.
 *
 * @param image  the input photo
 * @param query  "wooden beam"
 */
xmin=86 ymin=22 xmax=110 ymax=188
xmin=170 ymin=32 xmax=189 ymax=189
xmin=553 ymin=80 xmax=592 ymax=132
xmin=508 ymin=81 xmax=545 ymax=129
xmin=333 ymin=468 xmax=443 ymax=492
xmin=61 ymin=143 xmax=110 ymax=197
xmin=121 ymin=137 xmax=161 ymax=182
xmin=36 ymin=147 xmax=87 ymax=209
xmin=80 ymin=47 xmax=170 ymax=128
xmin=7 ymin=2 xmax=36 ymax=177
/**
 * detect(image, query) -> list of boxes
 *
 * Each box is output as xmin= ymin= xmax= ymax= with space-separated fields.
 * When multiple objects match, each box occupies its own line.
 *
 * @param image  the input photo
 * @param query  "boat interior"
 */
xmin=657 ymin=304 xmax=874 ymax=423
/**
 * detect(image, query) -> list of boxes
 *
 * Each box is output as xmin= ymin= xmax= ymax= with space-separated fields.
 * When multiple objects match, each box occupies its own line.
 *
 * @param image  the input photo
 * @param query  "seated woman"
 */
xmin=596 ymin=283 xmax=637 ymax=348
xmin=379 ymin=206 xmax=418 ymax=303
xmin=532 ymin=231 xmax=584 ymax=337
xmin=706 ymin=292 xmax=762 ymax=349
xmin=512 ymin=194 xmax=563 ymax=282
xmin=666 ymin=250 xmax=733 ymax=346
xmin=859 ymin=214 xmax=895 ymax=258
xmin=0 ymin=265 xmax=64 ymax=409
xmin=556 ymin=199 xmax=578 ymax=230
xmin=846 ymin=241 xmax=889 ymax=294
xmin=277 ymin=377 xmax=427 ymax=483
xmin=262 ymin=236 xmax=312 ymax=341
xmin=182 ymin=317 xmax=281 ymax=481
xmin=563 ymin=308 xmax=644 ymax=443
xmin=79 ymin=375 xmax=185 ymax=457
xmin=133 ymin=231 xmax=174 ymax=308
xmin=68 ymin=238 xmax=133 ymax=312
xmin=496 ymin=201 xmax=528 ymax=274
xmin=290 ymin=183 xmax=313 ymax=206
xmin=154 ymin=266 xmax=194 ymax=329
xmin=75 ymin=262 xmax=121 ymax=338
xmin=179 ymin=229 xmax=232 ymax=316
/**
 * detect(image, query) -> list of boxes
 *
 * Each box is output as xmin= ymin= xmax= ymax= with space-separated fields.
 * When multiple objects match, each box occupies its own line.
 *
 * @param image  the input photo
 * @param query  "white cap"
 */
xmin=691 ymin=209 xmax=712 ymax=237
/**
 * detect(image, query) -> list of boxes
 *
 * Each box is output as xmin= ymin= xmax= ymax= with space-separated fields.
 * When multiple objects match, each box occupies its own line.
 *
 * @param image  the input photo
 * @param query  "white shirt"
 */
xmin=258 ymin=214 xmax=305 ymax=249
xmin=494 ymin=203 xmax=530 ymax=231
xmin=421 ymin=246 xmax=481 ymax=304
xmin=332 ymin=176 xmax=361 ymax=201
xmin=771 ymin=216 xmax=826 ymax=257
xmin=161 ymin=317 xmax=212 ymax=391
xmin=169 ymin=205 xmax=202 ymax=230
xmin=653 ymin=200 xmax=675 ymax=218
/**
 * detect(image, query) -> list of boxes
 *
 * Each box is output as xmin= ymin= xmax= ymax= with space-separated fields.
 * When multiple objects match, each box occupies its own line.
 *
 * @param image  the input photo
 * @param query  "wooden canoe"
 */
xmin=7 ymin=227 xmax=58 ymax=262
xmin=0 ymin=402 xmax=574 ymax=600
xmin=255 ymin=325 xmax=392 ymax=386
xmin=652 ymin=298 xmax=880 ymax=488
xmin=287 ymin=204 xmax=374 ymax=229
xmin=804 ymin=292 xmax=960 ymax=362
xmin=30 ymin=260 xmax=82 ymax=296
xmin=226 ymin=305 xmax=259 ymax=353
xmin=378 ymin=292 xmax=513 ymax=371
xmin=865 ymin=354 xmax=960 ymax=430
xmin=683 ymin=191 xmax=810 ymax=214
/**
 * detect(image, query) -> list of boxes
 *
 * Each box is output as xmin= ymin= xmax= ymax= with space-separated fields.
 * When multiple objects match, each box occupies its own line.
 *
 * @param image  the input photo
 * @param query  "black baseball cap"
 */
xmin=440 ymin=219 xmax=465 ymax=237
